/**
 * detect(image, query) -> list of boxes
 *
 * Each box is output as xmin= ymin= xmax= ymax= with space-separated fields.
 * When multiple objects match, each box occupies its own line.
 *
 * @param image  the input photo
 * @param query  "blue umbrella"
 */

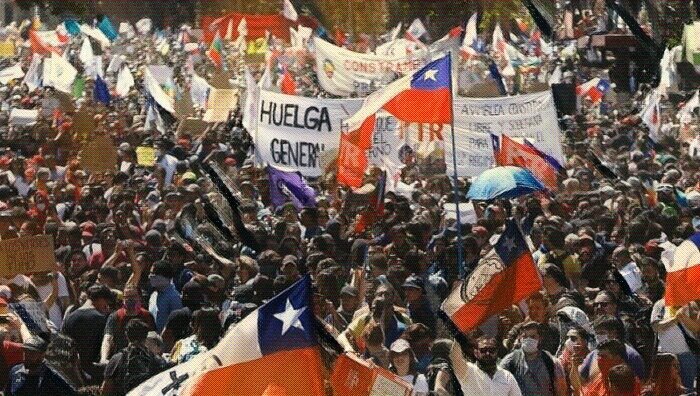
xmin=467 ymin=166 xmax=545 ymax=200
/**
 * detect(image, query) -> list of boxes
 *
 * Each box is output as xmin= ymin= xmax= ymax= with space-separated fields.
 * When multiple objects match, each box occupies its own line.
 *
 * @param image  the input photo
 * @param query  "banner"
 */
xmin=203 ymin=88 xmax=239 ymax=122
xmin=0 ymin=235 xmax=55 ymax=278
xmin=445 ymin=90 xmax=564 ymax=177
xmin=255 ymin=90 xmax=362 ymax=177
xmin=314 ymin=38 xmax=429 ymax=97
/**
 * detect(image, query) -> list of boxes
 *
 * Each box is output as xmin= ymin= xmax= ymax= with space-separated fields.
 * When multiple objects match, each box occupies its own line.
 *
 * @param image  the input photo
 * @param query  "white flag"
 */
xmin=136 ymin=18 xmax=152 ymax=34
xmin=389 ymin=22 xmax=402 ymax=41
xmin=258 ymin=63 xmax=272 ymax=90
xmin=22 ymin=54 xmax=42 ymax=92
xmin=107 ymin=54 xmax=125 ymax=74
xmin=237 ymin=17 xmax=248 ymax=38
xmin=290 ymin=27 xmax=300 ymax=48
xmin=283 ymin=0 xmax=298 ymax=21
xmin=144 ymin=66 xmax=175 ymax=113
xmin=405 ymin=18 xmax=427 ymax=41
xmin=79 ymin=37 xmax=93 ymax=65
xmin=461 ymin=13 xmax=478 ymax=57
xmin=43 ymin=52 xmax=77 ymax=93
xmin=641 ymin=89 xmax=661 ymax=142
xmin=116 ymin=65 xmax=134 ymax=97
xmin=224 ymin=18 xmax=234 ymax=41
xmin=242 ymin=66 xmax=259 ymax=132
xmin=549 ymin=65 xmax=562 ymax=85
xmin=190 ymin=72 xmax=211 ymax=108
xmin=0 ymin=63 xmax=24 ymax=84
xmin=118 ymin=22 xmax=135 ymax=39
xmin=492 ymin=24 xmax=514 ymax=76
xmin=79 ymin=24 xmax=110 ymax=48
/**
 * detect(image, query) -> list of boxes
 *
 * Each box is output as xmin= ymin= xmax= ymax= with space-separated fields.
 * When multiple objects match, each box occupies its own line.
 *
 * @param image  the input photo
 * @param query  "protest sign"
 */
xmin=79 ymin=134 xmax=118 ymax=173
xmin=72 ymin=109 xmax=96 ymax=147
xmin=177 ymin=117 xmax=210 ymax=138
xmin=9 ymin=109 xmax=38 ymax=126
xmin=0 ymin=235 xmax=55 ymax=278
xmin=136 ymin=146 xmax=156 ymax=167
xmin=446 ymin=90 xmax=564 ymax=177
xmin=203 ymin=88 xmax=239 ymax=122
xmin=255 ymin=90 xmax=362 ymax=177
xmin=331 ymin=353 xmax=411 ymax=396
xmin=0 ymin=41 xmax=15 ymax=57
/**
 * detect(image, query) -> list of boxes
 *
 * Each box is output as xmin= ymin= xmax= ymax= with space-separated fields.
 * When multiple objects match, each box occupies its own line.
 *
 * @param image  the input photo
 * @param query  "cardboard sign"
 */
xmin=203 ymin=88 xmax=238 ymax=122
xmin=79 ymin=134 xmax=118 ymax=173
xmin=0 ymin=41 xmax=15 ymax=57
xmin=176 ymin=117 xmax=210 ymax=138
xmin=136 ymin=146 xmax=156 ymax=167
xmin=72 ymin=109 xmax=97 ymax=147
xmin=0 ymin=235 xmax=55 ymax=277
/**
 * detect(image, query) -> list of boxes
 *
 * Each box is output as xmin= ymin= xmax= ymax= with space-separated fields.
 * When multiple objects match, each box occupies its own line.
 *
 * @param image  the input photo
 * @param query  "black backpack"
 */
xmin=116 ymin=345 xmax=165 ymax=394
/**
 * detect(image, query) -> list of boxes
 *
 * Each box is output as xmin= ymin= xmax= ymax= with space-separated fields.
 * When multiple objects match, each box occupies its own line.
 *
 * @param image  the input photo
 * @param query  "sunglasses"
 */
xmin=478 ymin=347 xmax=497 ymax=354
xmin=567 ymin=335 xmax=580 ymax=341
xmin=594 ymin=301 xmax=612 ymax=307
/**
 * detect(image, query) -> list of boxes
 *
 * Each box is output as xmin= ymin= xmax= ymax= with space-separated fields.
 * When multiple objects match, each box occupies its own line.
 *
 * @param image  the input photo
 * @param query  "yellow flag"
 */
xmin=246 ymin=38 xmax=268 ymax=55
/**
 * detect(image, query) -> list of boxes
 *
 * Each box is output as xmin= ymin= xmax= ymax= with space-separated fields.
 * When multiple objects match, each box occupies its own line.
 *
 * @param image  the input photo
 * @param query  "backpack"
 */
xmin=425 ymin=358 xmax=464 ymax=396
xmin=116 ymin=345 xmax=163 ymax=394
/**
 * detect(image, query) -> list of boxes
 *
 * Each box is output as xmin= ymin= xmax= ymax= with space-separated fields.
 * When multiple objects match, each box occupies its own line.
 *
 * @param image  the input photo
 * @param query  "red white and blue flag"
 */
xmin=497 ymin=135 xmax=562 ymax=191
xmin=128 ymin=276 xmax=324 ymax=396
xmin=337 ymin=55 xmax=453 ymax=187
xmin=665 ymin=234 xmax=700 ymax=307
xmin=576 ymin=77 xmax=611 ymax=103
xmin=441 ymin=219 xmax=543 ymax=332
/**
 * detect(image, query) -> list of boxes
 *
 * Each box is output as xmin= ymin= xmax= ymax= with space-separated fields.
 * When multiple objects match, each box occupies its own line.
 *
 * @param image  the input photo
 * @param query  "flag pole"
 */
xmin=447 ymin=52 xmax=465 ymax=279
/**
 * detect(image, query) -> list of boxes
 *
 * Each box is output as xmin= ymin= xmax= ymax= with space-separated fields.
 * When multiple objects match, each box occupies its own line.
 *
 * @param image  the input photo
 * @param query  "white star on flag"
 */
xmin=273 ymin=299 xmax=306 ymax=335
xmin=502 ymin=236 xmax=517 ymax=253
xmin=423 ymin=69 xmax=438 ymax=81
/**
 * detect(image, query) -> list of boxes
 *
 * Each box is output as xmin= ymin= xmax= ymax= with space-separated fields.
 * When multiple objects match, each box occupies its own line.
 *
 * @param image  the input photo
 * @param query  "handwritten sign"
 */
xmin=136 ymin=146 xmax=156 ymax=167
xmin=0 ymin=235 xmax=55 ymax=277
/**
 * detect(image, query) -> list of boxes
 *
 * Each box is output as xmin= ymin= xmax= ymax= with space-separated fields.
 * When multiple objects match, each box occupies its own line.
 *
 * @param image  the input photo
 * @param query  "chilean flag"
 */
xmin=127 ymin=276 xmax=324 ymax=396
xmin=338 ymin=55 xmax=452 ymax=187
xmin=665 ymin=233 xmax=700 ymax=307
xmin=441 ymin=219 xmax=542 ymax=333
xmin=498 ymin=135 xmax=561 ymax=191
xmin=576 ymin=77 xmax=611 ymax=103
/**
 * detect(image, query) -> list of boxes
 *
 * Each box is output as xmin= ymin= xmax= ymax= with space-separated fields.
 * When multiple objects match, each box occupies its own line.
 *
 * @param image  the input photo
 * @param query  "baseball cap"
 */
xmin=390 ymin=339 xmax=411 ymax=354
xmin=402 ymin=276 xmax=424 ymax=291
xmin=23 ymin=337 xmax=48 ymax=353
xmin=340 ymin=285 xmax=358 ymax=297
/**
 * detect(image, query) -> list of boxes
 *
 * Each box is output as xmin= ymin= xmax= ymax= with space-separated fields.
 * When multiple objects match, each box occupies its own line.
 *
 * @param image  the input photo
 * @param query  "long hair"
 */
xmin=648 ymin=353 xmax=685 ymax=396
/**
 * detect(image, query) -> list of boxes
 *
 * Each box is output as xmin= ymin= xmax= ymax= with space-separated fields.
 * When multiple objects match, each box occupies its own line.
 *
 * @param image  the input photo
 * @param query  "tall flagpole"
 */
xmin=447 ymin=52 xmax=465 ymax=279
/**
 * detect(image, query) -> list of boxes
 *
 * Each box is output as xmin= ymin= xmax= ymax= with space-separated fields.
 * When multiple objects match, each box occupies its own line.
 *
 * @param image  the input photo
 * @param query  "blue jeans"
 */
xmin=677 ymin=352 xmax=698 ymax=391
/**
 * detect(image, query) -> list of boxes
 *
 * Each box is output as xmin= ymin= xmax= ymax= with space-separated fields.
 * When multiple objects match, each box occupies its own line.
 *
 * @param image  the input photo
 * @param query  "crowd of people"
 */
xmin=0 ymin=5 xmax=694 ymax=396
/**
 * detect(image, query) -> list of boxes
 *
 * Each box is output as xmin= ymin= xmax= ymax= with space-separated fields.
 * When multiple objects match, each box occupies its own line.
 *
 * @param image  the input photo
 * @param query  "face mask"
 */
xmin=521 ymin=338 xmax=539 ymax=354
xmin=595 ymin=334 xmax=608 ymax=345
xmin=149 ymin=274 xmax=170 ymax=290
xmin=36 ymin=203 xmax=45 ymax=211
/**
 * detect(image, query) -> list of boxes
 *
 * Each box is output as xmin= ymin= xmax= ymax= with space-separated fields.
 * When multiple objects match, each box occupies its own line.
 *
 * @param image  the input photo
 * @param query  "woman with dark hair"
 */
xmin=170 ymin=307 xmax=221 ymax=364
xmin=389 ymin=339 xmax=429 ymax=396
xmin=641 ymin=354 xmax=688 ymax=396
xmin=558 ymin=326 xmax=591 ymax=395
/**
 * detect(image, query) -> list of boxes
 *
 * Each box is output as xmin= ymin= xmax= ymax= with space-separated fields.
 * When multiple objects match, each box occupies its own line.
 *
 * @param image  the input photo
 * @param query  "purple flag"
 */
xmin=267 ymin=166 xmax=316 ymax=209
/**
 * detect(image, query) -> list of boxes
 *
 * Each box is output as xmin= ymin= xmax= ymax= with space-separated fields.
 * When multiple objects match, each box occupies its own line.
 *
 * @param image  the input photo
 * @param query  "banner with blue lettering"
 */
xmin=255 ymin=90 xmax=363 ymax=177
xmin=445 ymin=90 xmax=564 ymax=177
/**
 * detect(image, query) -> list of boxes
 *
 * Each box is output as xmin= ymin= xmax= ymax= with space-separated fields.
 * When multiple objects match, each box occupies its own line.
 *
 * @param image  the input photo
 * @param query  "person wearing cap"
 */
xmin=100 ymin=285 xmax=155 ymax=364
xmin=5 ymin=337 xmax=57 ymax=396
xmin=389 ymin=339 xmax=429 ymax=396
xmin=325 ymin=284 xmax=359 ymax=332
xmin=62 ymin=284 xmax=114 ymax=384
xmin=402 ymin=276 xmax=436 ymax=332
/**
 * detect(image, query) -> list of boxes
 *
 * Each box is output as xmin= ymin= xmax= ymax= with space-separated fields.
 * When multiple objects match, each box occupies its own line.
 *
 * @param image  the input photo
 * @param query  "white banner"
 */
xmin=445 ymin=90 xmax=564 ymax=177
xmin=314 ymin=38 xmax=429 ymax=97
xmin=255 ymin=90 xmax=362 ymax=177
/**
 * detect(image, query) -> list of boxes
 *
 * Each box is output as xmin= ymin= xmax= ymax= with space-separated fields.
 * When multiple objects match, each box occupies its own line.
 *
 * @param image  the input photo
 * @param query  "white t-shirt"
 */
xmin=454 ymin=362 xmax=522 ymax=396
xmin=651 ymin=299 xmax=692 ymax=355
xmin=35 ymin=272 xmax=70 ymax=329
xmin=400 ymin=374 xmax=429 ymax=396
xmin=158 ymin=154 xmax=179 ymax=186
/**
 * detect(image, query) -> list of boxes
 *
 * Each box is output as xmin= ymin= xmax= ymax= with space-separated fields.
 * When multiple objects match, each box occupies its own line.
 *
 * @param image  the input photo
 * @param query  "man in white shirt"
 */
xmin=448 ymin=336 xmax=522 ymax=396
xmin=651 ymin=299 xmax=697 ymax=390
xmin=612 ymin=247 xmax=642 ymax=293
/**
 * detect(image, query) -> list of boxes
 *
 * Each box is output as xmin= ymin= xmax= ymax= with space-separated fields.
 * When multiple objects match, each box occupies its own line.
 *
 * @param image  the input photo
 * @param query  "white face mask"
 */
xmin=565 ymin=338 xmax=576 ymax=351
xmin=521 ymin=338 xmax=539 ymax=354
xmin=595 ymin=334 xmax=608 ymax=345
